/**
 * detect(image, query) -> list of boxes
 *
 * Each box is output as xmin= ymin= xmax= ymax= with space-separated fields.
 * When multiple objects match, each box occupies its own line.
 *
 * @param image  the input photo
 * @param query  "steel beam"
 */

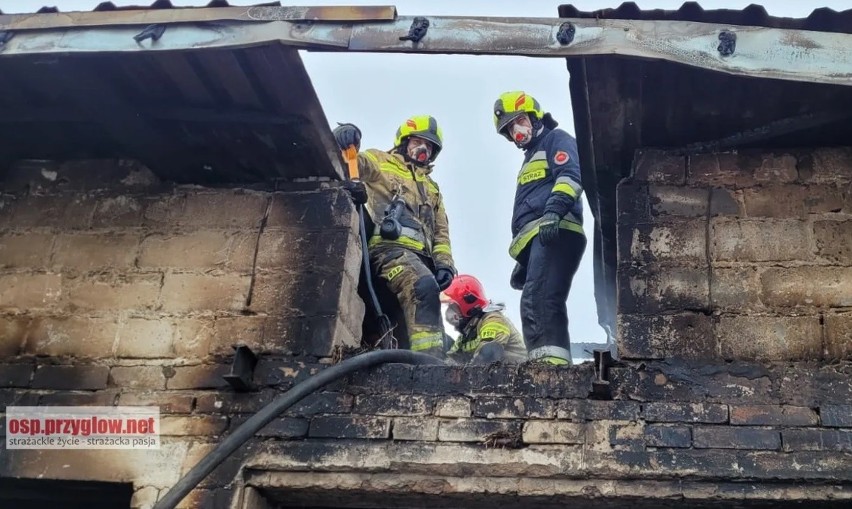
xmin=0 ymin=15 xmax=850 ymax=86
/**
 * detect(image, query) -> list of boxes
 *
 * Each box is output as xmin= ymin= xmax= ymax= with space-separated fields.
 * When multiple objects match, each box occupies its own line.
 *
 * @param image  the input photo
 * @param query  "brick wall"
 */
xmin=617 ymin=147 xmax=852 ymax=361
xmin=4 ymin=361 xmax=848 ymax=507
xmin=0 ymin=159 xmax=364 ymax=506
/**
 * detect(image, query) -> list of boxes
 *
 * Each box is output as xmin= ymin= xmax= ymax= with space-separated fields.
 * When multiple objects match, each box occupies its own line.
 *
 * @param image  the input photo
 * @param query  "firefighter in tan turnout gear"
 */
xmin=333 ymin=116 xmax=456 ymax=357
xmin=441 ymin=274 xmax=527 ymax=365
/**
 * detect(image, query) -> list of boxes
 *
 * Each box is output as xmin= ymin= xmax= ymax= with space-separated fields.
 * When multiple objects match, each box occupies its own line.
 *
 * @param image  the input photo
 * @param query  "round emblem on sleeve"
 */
xmin=554 ymin=151 xmax=569 ymax=164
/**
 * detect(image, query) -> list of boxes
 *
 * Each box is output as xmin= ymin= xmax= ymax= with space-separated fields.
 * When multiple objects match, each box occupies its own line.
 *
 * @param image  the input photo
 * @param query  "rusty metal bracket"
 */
xmin=133 ymin=23 xmax=166 ymax=44
xmin=590 ymin=348 xmax=615 ymax=400
xmin=556 ymin=22 xmax=575 ymax=45
xmin=718 ymin=30 xmax=736 ymax=56
xmin=223 ymin=345 xmax=258 ymax=392
xmin=399 ymin=16 xmax=429 ymax=43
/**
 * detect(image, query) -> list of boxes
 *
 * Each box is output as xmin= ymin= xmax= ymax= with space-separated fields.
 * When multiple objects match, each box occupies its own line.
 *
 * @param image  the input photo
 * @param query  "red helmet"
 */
xmin=441 ymin=274 xmax=488 ymax=317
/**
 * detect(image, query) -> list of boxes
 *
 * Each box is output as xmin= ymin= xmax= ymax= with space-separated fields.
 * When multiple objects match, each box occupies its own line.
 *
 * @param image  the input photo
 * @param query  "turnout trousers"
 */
xmin=515 ymin=230 xmax=586 ymax=360
xmin=370 ymin=245 xmax=444 ymax=353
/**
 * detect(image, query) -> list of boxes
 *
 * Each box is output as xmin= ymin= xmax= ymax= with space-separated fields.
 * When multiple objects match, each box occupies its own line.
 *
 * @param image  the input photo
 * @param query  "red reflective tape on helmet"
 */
xmin=406 ymin=119 xmax=417 ymax=129
xmin=514 ymin=93 xmax=526 ymax=110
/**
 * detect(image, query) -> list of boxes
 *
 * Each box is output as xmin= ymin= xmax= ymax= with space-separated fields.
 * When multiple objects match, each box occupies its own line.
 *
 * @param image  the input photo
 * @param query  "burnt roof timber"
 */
xmin=0 ymin=5 xmax=398 ymax=29
xmin=1 ymin=16 xmax=850 ymax=87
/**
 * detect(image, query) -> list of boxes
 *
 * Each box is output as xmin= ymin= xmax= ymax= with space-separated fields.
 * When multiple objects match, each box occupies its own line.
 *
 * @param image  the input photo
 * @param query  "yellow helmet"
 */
xmin=493 ymin=91 xmax=545 ymax=134
xmin=393 ymin=115 xmax=443 ymax=160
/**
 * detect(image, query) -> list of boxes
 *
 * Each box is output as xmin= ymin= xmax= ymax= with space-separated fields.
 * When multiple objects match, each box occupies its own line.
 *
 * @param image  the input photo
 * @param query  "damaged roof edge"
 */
xmin=1 ymin=16 xmax=851 ymax=87
xmin=0 ymin=5 xmax=398 ymax=29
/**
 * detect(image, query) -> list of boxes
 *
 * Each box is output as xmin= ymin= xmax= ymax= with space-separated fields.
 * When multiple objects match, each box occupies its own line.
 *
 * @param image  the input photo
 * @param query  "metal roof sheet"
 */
xmin=558 ymin=2 xmax=852 ymax=34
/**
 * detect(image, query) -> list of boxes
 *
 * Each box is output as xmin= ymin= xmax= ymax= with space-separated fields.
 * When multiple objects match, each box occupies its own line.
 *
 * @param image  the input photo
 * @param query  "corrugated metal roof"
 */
xmin=558 ymin=2 xmax=852 ymax=34
xmin=0 ymin=0 xmax=264 ymax=15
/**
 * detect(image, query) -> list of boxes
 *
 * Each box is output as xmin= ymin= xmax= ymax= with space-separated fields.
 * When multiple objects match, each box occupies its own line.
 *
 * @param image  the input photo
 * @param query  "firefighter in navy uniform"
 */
xmin=492 ymin=91 xmax=586 ymax=366
xmin=333 ymin=116 xmax=456 ymax=357
xmin=441 ymin=274 xmax=527 ymax=365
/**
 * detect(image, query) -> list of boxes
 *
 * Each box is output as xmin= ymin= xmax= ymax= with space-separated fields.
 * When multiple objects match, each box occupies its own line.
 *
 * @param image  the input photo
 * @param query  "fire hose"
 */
xmin=153 ymin=350 xmax=442 ymax=509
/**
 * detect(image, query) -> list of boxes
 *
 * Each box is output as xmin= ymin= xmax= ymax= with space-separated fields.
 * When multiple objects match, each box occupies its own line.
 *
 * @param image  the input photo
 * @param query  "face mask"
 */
xmin=407 ymin=137 xmax=433 ymax=163
xmin=444 ymin=303 xmax=461 ymax=328
xmin=509 ymin=121 xmax=533 ymax=146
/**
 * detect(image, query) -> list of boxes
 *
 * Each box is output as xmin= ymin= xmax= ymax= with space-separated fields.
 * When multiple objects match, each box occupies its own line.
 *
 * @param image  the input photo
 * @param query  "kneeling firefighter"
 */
xmin=492 ymin=91 xmax=587 ymax=366
xmin=441 ymin=274 xmax=527 ymax=365
xmin=333 ymin=116 xmax=457 ymax=357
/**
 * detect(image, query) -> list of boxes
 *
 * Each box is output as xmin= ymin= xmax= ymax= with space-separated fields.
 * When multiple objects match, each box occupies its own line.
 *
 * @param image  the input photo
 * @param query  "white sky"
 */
xmin=3 ymin=0 xmax=850 ymax=349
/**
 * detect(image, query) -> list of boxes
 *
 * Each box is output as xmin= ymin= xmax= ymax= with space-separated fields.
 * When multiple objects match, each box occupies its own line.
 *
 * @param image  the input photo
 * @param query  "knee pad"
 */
xmin=413 ymin=275 xmax=441 ymax=323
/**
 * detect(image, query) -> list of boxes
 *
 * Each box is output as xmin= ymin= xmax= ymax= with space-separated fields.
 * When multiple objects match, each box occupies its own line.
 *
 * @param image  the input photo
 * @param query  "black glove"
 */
xmin=510 ymin=262 xmax=526 ymax=290
xmin=538 ymin=212 xmax=562 ymax=245
xmin=333 ymin=122 xmax=361 ymax=151
xmin=435 ymin=264 xmax=455 ymax=291
xmin=343 ymin=180 xmax=367 ymax=205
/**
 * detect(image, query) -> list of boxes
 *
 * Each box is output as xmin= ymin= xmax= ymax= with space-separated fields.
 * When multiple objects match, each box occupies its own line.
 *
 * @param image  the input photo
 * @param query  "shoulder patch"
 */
xmin=553 ymin=150 xmax=569 ymax=165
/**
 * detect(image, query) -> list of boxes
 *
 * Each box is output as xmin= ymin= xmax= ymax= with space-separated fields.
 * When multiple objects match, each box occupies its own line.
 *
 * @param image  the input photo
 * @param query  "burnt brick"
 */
xmin=120 ymin=392 xmax=194 ymax=414
xmin=523 ymin=421 xmax=584 ymax=444
xmin=39 ymin=391 xmax=117 ymax=406
xmin=632 ymin=149 xmax=686 ymax=184
xmin=820 ymin=405 xmax=852 ymax=427
xmin=611 ymin=363 xmax=779 ymax=404
xmin=515 ymin=364 xmax=594 ymax=398
xmin=617 ymin=312 xmax=715 ymax=360
xmin=309 ymin=416 xmax=390 ymax=439
xmin=651 ymin=449 xmax=740 ymax=477
xmin=161 ymin=415 xmax=229 ymax=436
xmin=608 ymin=422 xmax=646 ymax=451
xmin=616 ymin=183 xmax=650 ymax=224
xmin=393 ymin=417 xmax=440 ymax=441
xmin=166 ymin=364 xmax=231 ymax=390
xmin=32 ymin=365 xmax=109 ymax=390
xmin=0 ymin=388 xmax=40 ymax=407
xmin=645 ymin=424 xmax=692 ymax=448
xmin=407 ymin=365 xmax=475 ymax=395
xmin=557 ymin=400 xmax=640 ymax=421
xmin=254 ymin=360 xmax=327 ymax=389
xmin=285 ymin=392 xmax=353 ymax=416
xmin=729 ymin=405 xmax=818 ymax=426
xmin=109 ymin=365 xmax=166 ymax=390
xmin=0 ymin=364 xmax=33 ymax=387
xmin=434 ymin=397 xmax=471 ymax=417
xmin=780 ymin=366 xmax=852 ymax=407
xmin=228 ymin=415 xmax=309 ymax=438
xmin=438 ymin=418 xmax=523 ymax=443
xmin=354 ymin=394 xmax=433 ymax=416
xmin=195 ymin=390 xmax=276 ymax=414
xmin=473 ymin=397 xmax=556 ymax=419
xmin=738 ymin=450 xmax=852 ymax=481
xmin=463 ymin=365 xmax=521 ymax=394
xmin=346 ymin=364 xmax=415 ymax=394
xmin=693 ymin=426 xmax=781 ymax=450
xmin=782 ymin=429 xmax=852 ymax=452
xmin=644 ymin=402 xmax=728 ymax=423
xmin=267 ymin=188 xmax=352 ymax=229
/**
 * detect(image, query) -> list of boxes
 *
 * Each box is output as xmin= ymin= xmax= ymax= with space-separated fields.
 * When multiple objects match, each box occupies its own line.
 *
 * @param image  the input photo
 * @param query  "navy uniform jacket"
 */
xmin=509 ymin=127 xmax=584 ymax=259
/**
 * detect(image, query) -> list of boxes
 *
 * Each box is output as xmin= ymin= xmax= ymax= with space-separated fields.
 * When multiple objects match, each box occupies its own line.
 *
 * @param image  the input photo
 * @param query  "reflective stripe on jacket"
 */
xmin=509 ymin=128 xmax=584 ymax=259
xmin=449 ymin=310 xmax=527 ymax=363
xmin=357 ymin=148 xmax=454 ymax=269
